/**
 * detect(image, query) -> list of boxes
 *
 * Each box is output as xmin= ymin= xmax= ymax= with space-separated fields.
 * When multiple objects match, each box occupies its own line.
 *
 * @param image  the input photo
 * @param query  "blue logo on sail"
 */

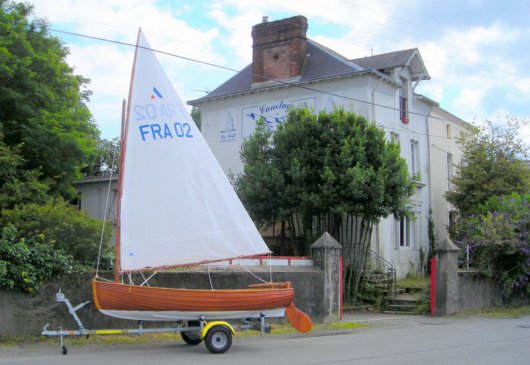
xmin=151 ymin=87 xmax=163 ymax=100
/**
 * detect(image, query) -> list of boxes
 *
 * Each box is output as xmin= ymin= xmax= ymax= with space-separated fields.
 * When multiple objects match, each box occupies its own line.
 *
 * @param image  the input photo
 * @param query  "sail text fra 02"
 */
xmin=92 ymin=28 xmax=312 ymax=333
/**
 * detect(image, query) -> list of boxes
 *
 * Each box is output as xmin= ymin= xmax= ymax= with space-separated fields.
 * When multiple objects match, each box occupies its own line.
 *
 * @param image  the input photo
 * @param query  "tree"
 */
xmin=191 ymin=106 xmax=201 ymax=130
xmin=83 ymin=136 xmax=120 ymax=176
xmin=446 ymin=117 xmax=530 ymax=216
xmin=0 ymin=1 xmax=99 ymax=199
xmin=237 ymin=108 xmax=416 ymax=301
xmin=0 ymin=133 xmax=49 ymax=209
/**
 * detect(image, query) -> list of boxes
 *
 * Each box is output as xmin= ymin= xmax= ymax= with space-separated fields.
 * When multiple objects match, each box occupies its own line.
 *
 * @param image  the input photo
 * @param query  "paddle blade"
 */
xmin=286 ymin=304 xmax=313 ymax=333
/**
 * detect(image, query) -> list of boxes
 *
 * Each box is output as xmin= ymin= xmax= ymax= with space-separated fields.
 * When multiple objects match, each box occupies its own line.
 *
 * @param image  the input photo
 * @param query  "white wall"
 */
xmin=427 ymin=107 xmax=469 ymax=243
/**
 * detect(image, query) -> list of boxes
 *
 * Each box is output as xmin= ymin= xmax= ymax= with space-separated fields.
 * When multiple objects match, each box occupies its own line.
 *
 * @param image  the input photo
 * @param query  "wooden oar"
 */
xmin=285 ymin=303 xmax=313 ymax=333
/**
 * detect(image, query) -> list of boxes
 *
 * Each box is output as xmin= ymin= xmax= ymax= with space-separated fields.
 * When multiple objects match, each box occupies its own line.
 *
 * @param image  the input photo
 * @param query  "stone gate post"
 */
xmin=434 ymin=238 xmax=460 ymax=316
xmin=311 ymin=232 xmax=342 ymax=322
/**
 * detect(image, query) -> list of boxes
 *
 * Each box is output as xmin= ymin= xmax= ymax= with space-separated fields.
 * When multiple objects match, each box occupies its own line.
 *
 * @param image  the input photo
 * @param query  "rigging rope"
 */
xmin=95 ymin=142 xmax=119 ymax=277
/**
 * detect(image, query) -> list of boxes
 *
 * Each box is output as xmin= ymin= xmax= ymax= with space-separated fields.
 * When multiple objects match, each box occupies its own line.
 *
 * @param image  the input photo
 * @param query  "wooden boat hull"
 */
xmin=92 ymin=279 xmax=294 ymax=314
xmin=93 ymin=279 xmax=312 ymax=332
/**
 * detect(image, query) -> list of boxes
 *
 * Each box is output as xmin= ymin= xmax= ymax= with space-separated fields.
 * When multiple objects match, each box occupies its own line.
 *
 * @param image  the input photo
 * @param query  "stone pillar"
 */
xmin=311 ymin=232 xmax=342 ymax=322
xmin=434 ymin=238 xmax=460 ymax=316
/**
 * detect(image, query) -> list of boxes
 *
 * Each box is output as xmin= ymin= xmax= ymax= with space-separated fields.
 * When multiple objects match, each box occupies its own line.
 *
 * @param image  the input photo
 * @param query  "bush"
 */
xmin=457 ymin=193 xmax=530 ymax=299
xmin=0 ymin=224 xmax=73 ymax=292
xmin=0 ymin=199 xmax=113 ymax=268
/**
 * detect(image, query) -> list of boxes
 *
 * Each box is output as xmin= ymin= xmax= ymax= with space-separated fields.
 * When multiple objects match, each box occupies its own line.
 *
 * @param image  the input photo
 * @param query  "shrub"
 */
xmin=0 ymin=199 xmax=113 ymax=268
xmin=0 ymin=224 xmax=73 ymax=292
xmin=457 ymin=193 xmax=530 ymax=299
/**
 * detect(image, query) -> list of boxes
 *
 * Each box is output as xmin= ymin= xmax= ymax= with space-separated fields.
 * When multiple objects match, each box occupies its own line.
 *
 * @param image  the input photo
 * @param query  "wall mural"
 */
xmin=240 ymin=97 xmax=316 ymax=139
xmin=220 ymin=111 xmax=236 ymax=142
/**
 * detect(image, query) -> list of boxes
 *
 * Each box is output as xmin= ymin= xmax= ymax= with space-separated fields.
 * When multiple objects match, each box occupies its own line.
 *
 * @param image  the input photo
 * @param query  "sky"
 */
xmin=27 ymin=0 xmax=530 ymax=144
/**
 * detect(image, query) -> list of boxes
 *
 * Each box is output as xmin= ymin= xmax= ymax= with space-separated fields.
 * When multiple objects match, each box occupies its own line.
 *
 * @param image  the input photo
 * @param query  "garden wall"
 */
xmin=0 ymin=267 xmax=325 ymax=337
xmin=457 ymin=269 xmax=503 ymax=311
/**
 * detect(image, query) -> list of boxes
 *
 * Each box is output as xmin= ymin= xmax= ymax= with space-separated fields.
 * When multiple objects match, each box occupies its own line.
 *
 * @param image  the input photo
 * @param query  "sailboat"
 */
xmin=92 ymin=29 xmax=312 ymax=334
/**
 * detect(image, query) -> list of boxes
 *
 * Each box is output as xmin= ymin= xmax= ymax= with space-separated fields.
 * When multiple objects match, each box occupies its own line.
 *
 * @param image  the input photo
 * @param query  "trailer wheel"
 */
xmin=204 ymin=325 xmax=232 ymax=354
xmin=181 ymin=330 xmax=202 ymax=345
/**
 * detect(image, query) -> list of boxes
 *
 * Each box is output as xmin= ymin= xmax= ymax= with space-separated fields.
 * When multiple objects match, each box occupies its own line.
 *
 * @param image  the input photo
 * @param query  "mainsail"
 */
xmin=118 ymin=30 xmax=269 ymax=272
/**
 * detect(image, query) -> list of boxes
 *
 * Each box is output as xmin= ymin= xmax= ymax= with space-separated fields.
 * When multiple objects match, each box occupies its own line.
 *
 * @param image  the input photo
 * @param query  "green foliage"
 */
xmin=426 ymin=210 xmax=437 ymax=274
xmin=238 ymin=108 xmax=416 ymax=230
xmin=190 ymin=106 xmax=201 ymax=130
xmin=446 ymin=117 xmax=530 ymax=216
xmin=457 ymin=193 xmax=530 ymax=299
xmin=0 ymin=1 xmax=99 ymax=199
xmin=237 ymin=119 xmax=284 ymax=228
xmin=83 ymin=136 xmax=120 ymax=176
xmin=0 ymin=134 xmax=49 ymax=209
xmin=0 ymin=199 xmax=113 ymax=268
xmin=0 ymin=224 xmax=73 ymax=292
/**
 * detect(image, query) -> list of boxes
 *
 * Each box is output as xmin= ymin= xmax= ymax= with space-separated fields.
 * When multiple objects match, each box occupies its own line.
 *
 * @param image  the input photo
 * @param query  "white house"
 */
xmin=188 ymin=15 xmax=471 ymax=277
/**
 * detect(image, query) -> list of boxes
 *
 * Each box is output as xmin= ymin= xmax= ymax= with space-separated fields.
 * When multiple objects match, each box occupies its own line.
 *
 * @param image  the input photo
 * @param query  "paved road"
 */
xmin=1 ymin=313 xmax=529 ymax=364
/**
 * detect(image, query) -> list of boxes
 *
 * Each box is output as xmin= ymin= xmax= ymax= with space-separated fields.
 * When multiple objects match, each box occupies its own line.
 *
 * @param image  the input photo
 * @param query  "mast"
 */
xmin=114 ymin=29 xmax=141 ymax=283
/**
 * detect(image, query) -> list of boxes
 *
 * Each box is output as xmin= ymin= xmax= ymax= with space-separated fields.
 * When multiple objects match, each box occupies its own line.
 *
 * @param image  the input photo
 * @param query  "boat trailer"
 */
xmin=41 ymin=290 xmax=272 ymax=355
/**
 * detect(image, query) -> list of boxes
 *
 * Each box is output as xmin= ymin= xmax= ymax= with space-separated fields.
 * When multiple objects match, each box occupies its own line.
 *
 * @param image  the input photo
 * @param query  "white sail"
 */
xmin=119 ymin=30 xmax=269 ymax=272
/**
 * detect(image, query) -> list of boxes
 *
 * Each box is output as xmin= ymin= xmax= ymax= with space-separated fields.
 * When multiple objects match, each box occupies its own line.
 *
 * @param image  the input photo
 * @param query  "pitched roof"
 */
xmin=351 ymin=48 xmax=430 ymax=81
xmin=189 ymin=39 xmax=394 ymax=105
xmin=351 ymin=49 xmax=417 ymax=70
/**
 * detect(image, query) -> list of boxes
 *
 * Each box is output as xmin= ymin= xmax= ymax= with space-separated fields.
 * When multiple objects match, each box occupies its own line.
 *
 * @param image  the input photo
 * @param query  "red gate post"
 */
xmin=339 ymin=256 xmax=343 ymax=320
xmin=430 ymin=257 xmax=436 ymax=315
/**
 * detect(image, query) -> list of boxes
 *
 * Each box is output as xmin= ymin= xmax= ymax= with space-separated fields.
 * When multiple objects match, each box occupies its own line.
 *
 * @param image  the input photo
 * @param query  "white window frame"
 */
xmin=398 ymin=216 xmax=415 ymax=248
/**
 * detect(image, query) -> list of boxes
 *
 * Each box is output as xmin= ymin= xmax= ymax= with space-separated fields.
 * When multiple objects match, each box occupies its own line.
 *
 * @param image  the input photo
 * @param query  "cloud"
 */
xmin=25 ymin=0 xmax=530 ymax=146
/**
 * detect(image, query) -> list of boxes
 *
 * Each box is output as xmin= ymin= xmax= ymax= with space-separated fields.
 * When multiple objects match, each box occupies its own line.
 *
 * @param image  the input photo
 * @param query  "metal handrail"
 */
xmin=366 ymin=249 xmax=397 ymax=297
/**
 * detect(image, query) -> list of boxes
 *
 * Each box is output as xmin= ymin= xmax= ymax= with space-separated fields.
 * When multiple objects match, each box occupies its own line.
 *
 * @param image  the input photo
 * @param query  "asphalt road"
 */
xmin=1 ymin=313 xmax=529 ymax=365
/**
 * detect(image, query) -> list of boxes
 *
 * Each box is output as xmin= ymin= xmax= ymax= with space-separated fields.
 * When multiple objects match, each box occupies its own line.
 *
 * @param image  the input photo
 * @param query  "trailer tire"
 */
xmin=62 ymin=345 xmax=67 ymax=355
xmin=204 ymin=325 xmax=232 ymax=354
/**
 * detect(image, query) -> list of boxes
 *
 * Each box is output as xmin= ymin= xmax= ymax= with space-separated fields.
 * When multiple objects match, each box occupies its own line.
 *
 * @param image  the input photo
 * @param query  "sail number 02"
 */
xmin=138 ymin=122 xmax=193 ymax=141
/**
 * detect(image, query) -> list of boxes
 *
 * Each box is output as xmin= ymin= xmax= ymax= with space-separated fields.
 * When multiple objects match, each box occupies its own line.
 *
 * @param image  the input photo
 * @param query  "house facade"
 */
xmin=188 ymin=15 xmax=470 ymax=277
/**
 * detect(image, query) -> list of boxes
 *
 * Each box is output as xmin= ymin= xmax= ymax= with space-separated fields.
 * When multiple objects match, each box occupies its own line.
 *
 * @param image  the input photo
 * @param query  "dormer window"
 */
xmin=400 ymin=77 xmax=408 ymax=123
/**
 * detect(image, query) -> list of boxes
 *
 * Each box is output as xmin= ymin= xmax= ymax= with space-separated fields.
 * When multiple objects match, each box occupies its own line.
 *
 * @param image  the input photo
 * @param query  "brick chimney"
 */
xmin=251 ymin=15 xmax=308 ymax=83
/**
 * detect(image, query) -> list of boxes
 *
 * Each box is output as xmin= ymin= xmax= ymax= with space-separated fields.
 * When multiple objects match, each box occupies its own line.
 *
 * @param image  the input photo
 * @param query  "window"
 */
xmin=410 ymin=140 xmax=420 ymax=175
xmin=446 ymin=124 xmax=452 ymax=139
xmin=447 ymin=153 xmax=454 ymax=190
xmin=399 ymin=78 xmax=408 ymax=123
xmin=398 ymin=215 xmax=416 ymax=248
xmin=390 ymin=132 xmax=400 ymax=145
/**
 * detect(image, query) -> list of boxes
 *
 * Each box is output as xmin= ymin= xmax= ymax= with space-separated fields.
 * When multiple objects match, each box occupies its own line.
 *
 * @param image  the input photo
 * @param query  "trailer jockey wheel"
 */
xmin=181 ymin=330 xmax=202 ymax=345
xmin=204 ymin=325 xmax=232 ymax=354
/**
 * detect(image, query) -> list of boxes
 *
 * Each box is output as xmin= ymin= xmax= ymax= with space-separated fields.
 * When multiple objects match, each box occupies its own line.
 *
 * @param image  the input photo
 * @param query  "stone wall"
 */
xmin=457 ymin=270 xmax=503 ymax=311
xmin=0 ymin=266 xmax=324 ymax=337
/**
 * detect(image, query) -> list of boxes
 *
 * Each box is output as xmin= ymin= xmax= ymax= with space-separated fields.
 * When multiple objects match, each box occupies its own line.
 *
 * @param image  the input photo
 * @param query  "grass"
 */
xmin=458 ymin=305 xmax=530 ymax=318
xmin=397 ymin=273 xmax=429 ymax=290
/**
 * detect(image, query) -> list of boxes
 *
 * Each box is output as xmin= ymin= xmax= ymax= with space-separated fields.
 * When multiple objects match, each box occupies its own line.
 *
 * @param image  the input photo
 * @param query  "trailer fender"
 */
xmin=201 ymin=321 xmax=235 ymax=339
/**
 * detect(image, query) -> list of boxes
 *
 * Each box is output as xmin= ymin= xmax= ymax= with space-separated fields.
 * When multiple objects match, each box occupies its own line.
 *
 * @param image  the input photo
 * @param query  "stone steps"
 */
xmin=384 ymin=292 xmax=422 ymax=314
